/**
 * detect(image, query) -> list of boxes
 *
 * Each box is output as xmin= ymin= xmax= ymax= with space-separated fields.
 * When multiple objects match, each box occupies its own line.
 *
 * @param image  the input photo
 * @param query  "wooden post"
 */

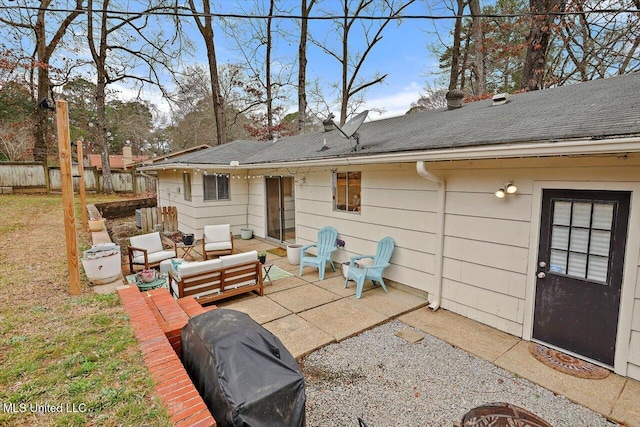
xmin=77 ymin=141 xmax=88 ymax=231
xmin=56 ymin=100 xmax=82 ymax=295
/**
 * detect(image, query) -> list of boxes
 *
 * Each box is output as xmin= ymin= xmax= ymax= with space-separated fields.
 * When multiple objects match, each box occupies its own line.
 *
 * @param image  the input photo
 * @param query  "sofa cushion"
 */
xmin=132 ymin=249 xmax=175 ymax=265
xmin=204 ymin=224 xmax=231 ymax=243
xmin=221 ymin=251 xmax=257 ymax=268
xmin=204 ymin=241 xmax=233 ymax=251
xmin=130 ymin=232 xmax=163 ymax=257
xmin=178 ymin=259 xmax=222 ymax=278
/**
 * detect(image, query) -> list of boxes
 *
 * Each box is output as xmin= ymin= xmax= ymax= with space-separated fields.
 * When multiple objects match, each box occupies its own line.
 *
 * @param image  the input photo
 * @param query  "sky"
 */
xmin=116 ymin=0 xmax=453 ymax=124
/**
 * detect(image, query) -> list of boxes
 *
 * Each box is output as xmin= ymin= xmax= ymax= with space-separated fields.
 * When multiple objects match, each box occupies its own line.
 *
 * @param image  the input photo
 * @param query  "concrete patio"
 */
xmin=105 ymin=233 xmax=639 ymax=426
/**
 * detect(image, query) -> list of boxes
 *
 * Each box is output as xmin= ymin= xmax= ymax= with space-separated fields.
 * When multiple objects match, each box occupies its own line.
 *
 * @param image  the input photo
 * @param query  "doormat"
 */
xmin=528 ymin=343 xmax=610 ymax=379
xmin=266 ymin=247 xmax=287 ymax=257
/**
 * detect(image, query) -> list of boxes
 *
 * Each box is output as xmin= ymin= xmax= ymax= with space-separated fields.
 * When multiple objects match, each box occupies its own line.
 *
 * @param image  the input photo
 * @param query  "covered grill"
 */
xmin=181 ymin=308 xmax=306 ymax=426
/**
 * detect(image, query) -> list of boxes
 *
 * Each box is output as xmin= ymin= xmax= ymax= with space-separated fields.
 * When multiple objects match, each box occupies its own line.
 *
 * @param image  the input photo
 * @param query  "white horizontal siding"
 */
xmin=294 ymin=163 xmax=437 ymax=294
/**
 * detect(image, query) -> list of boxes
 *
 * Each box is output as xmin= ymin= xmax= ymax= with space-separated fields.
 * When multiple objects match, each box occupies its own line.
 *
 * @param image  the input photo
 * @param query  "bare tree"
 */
xmin=186 ymin=0 xmax=227 ymax=145
xmin=86 ymin=0 xmax=181 ymax=192
xmin=548 ymin=0 xmax=640 ymax=85
xmin=0 ymin=0 xmax=84 ymax=164
xmin=298 ymin=0 xmax=316 ymax=133
xmin=217 ymin=0 xmax=296 ymax=140
xmin=407 ymin=86 xmax=448 ymax=113
xmin=312 ymin=0 xmax=416 ymax=125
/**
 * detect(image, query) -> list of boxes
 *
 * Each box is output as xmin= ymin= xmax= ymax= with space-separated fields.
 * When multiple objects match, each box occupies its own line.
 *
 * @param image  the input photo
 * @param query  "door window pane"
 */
xmin=567 ymin=252 xmax=587 ymax=277
xmin=590 ymin=230 xmax=611 ymax=256
xmin=571 ymin=203 xmax=592 ymax=227
xmin=553 ymin=201 xmax=571 ymax=226
xmin=592 ymin=204 xmax=613 ymax=230
xmin=550 ymin=249 xmax=567 ymax=274
xmin=587 ymin=256 xmax=608 ymax=282
xmin=569 ymin=228 xmax=589 ymax=254
xmin=551 ymin=226 xmax=569 ymax=250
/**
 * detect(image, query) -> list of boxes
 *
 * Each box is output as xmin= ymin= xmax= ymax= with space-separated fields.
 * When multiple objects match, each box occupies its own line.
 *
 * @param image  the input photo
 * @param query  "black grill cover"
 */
xmin=181 ymin=308 xmax=306 ymax=427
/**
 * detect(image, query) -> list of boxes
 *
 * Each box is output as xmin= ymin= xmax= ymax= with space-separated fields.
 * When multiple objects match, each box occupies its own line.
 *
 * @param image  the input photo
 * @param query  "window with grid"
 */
xmin=203 ymin=174 xmax=230 ymax=201
xmin=333 ymin=172 xmax=361 ymax=213
xmin=183 ymin=173 xmax=191 ymax=201
xmin=549 ymin=200 xmax=614 ymax=283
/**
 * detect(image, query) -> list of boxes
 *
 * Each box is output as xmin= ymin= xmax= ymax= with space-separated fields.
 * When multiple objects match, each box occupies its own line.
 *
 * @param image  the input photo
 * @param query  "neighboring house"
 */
xmin=89 ymin=147 xmax=151 ymax=170
xmin=137 ymin=144 xmax=211 ymax=166
xmin=140 ymin=73 xmax=640 ymax=381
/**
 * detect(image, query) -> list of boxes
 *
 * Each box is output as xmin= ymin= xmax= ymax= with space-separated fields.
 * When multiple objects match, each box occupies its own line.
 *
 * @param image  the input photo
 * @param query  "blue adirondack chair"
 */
xmin=299 ymin=226 xmax=338 ymax=280
xmin=345 ymin=237 xmax=395 ymax=299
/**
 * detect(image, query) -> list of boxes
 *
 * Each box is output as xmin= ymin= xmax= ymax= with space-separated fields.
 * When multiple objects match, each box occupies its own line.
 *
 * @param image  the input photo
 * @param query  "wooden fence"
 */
xmin=139 ymin=206 xmax=177 ymax=233
xmin=0 ymin=161 xmax=155 ymax=194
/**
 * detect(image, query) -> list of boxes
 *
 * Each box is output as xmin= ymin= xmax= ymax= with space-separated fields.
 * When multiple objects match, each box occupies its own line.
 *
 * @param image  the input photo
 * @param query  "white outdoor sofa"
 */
xmin=168 ymin=251 xmax=263 ymax=306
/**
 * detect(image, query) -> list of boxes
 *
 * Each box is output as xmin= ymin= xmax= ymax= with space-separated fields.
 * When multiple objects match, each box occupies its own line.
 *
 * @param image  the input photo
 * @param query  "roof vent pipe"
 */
xmin=445 ymin=89 xmax=466 ymax=110
xmin=416 ymin=161 xmax=446 ymax=311
xmin=492 ymin=93 xmax=509 ymax=106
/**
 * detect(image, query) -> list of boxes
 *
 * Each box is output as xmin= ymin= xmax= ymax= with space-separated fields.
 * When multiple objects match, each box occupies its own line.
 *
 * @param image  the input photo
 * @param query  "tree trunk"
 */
xmin=33 ymin=7 xmax=52 ymax=164
xmin=449 ymin=0 xmax=465 ymax=91
xmin=205 ymin=35 xmax=227 ymax=145
xmin=298 ymin=0 xmax=314 ymax=133
xmin=190 ymin=0 xmax=227 ymax=145
xmin=96 ymin=83 xmax=113 ymax=194
xmin=266 ymin=0 xmax=274 ymax=140
xmin=460 ymin=32 xmax=471 ymax=91
xmin=522 ymin=0 xmax=564 ymax=91
xmin=468 ymin=0 xmax=486 ymax=95
xmin=340 ymin=2 xmax=349 ymax=125
xmin=94 ymin=1 xmax=113 ymax=193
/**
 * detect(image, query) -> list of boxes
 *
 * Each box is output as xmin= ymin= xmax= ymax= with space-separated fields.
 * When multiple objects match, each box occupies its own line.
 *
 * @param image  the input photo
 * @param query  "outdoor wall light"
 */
xmin=495 ymin=182 xmax=517 ymax=198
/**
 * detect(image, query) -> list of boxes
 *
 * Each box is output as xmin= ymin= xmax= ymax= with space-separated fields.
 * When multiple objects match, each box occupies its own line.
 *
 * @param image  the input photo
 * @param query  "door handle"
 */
xmin=537 ymin=272 xmax=546 ymax=279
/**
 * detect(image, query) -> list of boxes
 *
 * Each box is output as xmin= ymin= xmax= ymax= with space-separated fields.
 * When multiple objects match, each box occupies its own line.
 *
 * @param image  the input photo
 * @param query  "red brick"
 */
xmin=174 ymin=411 xmax=216 ymax=427
xmin=155 ymin=378 xmax=193 ymax=395
xmin=164 ymin=387 xmax=199 ymax=403
xmin=172 ymin=401 xmax=208 ymax=422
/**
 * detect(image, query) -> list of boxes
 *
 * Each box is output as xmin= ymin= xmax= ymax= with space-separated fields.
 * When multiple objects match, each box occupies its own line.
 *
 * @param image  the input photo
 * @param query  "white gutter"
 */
xmin=137 ymin=136 xmax=640 ymax=171
xmin=416 ymin=161 xmax=445 ymax=311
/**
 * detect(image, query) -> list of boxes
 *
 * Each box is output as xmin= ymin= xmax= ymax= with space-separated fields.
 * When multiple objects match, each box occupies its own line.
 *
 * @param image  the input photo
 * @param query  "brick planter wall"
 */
xmin=118 ymin=285 xmax=216 ymax=426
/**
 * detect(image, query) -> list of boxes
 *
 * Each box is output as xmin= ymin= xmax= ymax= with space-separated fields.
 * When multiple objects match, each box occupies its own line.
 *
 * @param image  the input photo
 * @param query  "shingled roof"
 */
xmin=146 ymin=73 xmax=640 ymax=168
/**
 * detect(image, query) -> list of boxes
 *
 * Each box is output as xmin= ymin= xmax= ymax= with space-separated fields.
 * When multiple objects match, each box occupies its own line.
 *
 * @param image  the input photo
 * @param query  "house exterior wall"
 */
xmin=294 ymin=163 xmax=437 ymax=294
xmin=290 ymin=155 xmax=640 ymax=379
xmin=156 ymin=170 xmax=251 ymax=239
xmin=155 ymin=153 xmax=640 ymax=379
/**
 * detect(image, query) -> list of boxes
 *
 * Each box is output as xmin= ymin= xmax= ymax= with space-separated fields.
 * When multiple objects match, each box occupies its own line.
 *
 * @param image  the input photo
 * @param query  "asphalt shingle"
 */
xmin=153 ymin=73 xmax=640 ymax=167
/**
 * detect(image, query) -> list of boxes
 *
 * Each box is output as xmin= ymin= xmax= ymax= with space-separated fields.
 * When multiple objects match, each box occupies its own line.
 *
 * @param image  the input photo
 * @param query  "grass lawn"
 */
xmin=0 ymin=194 xmax=171 ymax=426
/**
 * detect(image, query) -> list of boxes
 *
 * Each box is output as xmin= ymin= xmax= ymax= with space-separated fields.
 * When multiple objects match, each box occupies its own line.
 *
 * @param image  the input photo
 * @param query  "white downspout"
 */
xmin=416 ymin=161 xmax=446 ymax=311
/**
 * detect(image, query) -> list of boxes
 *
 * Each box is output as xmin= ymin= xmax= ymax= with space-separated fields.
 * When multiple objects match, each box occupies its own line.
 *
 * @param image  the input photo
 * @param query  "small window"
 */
xmin=183 ymin=173 xmax=192 ymax=201
xmin=333 ymin=171 xmax=361 ymax=213
xmin=549 ymin=200 xmax=613 ymax=283
xmin=203 ymin=174 xmax=230 ymax=201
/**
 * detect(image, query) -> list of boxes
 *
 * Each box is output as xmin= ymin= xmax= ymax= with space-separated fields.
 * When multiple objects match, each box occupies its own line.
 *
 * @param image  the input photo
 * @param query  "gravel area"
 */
xmin=300 ymin=320 xmax=617 ymax=427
